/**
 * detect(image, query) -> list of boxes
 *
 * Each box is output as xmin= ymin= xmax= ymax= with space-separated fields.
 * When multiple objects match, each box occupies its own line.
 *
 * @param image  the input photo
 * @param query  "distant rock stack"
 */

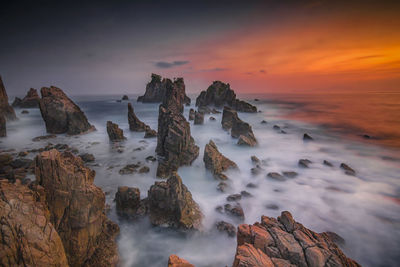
xmin=12 ymin=88 xmax=40 ymax=108
xmin=137 ymin=73 xmax=191 ymax=105
xmin=39 ymin=86 xmax=95 ymax=135
xmin=221 ymin=106 xmax=257 ymax=146
xmin=196 ymin=81 xmax=257 ymax=113
xmin=156 ymin=78 xmax=199 ymax=178
xmin=0 ymin=75 xmax=17 ymax=121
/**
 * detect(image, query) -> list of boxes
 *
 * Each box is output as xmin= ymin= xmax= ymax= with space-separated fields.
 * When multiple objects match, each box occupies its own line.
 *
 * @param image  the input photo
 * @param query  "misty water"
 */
xmin=2 ymin=94 xmax=400 ymax=267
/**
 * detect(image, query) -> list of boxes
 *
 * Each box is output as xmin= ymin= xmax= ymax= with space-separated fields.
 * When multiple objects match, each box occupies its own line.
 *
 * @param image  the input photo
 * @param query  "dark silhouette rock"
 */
xmin=80 ymin=153 xmax=95 ymax=162
xmin=204 ymin=140 xmax=237 ymax=180
xmin=195 ymin=81 xmax=257 ymax=112
xmin=122 ymin=95 xmax=129 ymax=100
xmin=267 ymin=172 xmax=285 ymax=181
xmin=107 ymin=121 xmax=126 ymax=141
xmin=298 ymin=159 xmax=312 ymax=168
xmin=168 ymin=255 xmax=194 ymax=267
xmin=128 ymin=103 xmax=157 ymax=137
xmin=0 ymin=76 xmax=17 ymax=121
xmin=188 ymin=108 xmax=195 ymax=120
xmin=303 ymin=133 xmax=314 ymax=141
xmin=39 ymin=86 xmax=94 ymax=135
xmin=224 ymin=203 xmax=245 ymax=221
xmin=115 ymin=186 xmax=141 ymax=217
xmin=222 ymin=106 xmax=238 ymax=130
xmin=340 ymin=163 xmax=356 ymax=176
xmin=282 ymin=171 xmax=298 ymax=178
xmin=0 ymin=114 xmax=6 ymax=137
xmin=194 ymin=111 xmax=204 ymax=125
xmin=227 ymin=193 xmax=242 ymax=202
xmin=233 ymin=211 xmax=360 ymax=267
xmin=216 ymin=221 xmax=236 ymax=237
xmin=144 ymin=128 xmax=157 ymax=138
xmin=238 ymin=135 xmax=257 ymax=147
xmin=21 ymin=109 xmax=29 ymax=114
xmin=12 ymin=88 xmax=40 ymax=108
xmin=323 ymin=160 xmax=334 ymax=167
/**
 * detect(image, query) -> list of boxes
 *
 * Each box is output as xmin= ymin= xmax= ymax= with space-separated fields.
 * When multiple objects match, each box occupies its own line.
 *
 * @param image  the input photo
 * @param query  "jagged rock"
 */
xmin=39 ymin=86 xmax=94 ymax=135
xmin=233 ymin=211 xmax=360 ymax=267
xmin=194 ymin=111 xmax=204 ymax=125
xmin=12 ymin=88 xmax=40 ymax=108
xmin=0 ymin=76 xmax=17 ymax=121
xmin=80 ymin=153 xmax=95 ymax=162
xmin=323 ymin=160 xmax=333 ymax=167
xmin=35 ymin=149 xmax=119 ymax=267
xmin=298 ymin=159 xmax=312 ymax=168
xmin=282 ymin=171 xmax=298 ymax=178
xmin=238 ymin=135 xmax=257 ymax=147
xmin=0 ymin=180 xmax=69 ymax=266
xmin=115 ymin=186 xmax=141 ymax=217
xmin=251 ymin=156 xmax=260 ymax=163
xmin=122 ymin=95 xmax=129 ymax=100
xmin=188 ymin=108 xmax=195 ymax=120
xmin=261 ymin=120 xmax=267 ymax=124
xmin=340 ymin=163 xmax=356 ymax=176
xmin=138 ymin=166 xmax=150 ymax=173
xmin=195 ymin=81 xmax=257 ymax=112
xmin=156 ymin=79 xmax=199 ymax=178
xmin=267 ymin=172 xmax=285 ymax=181
xmin=198 ymin=105 xmax=212 ymax=114
xmin=137 ymin=74 xmax=190 ymax=105
xmin=168 ymin=255 xmax=194 ymax=267
xmin=203 ymin=140 xmax=237 ymax=180
xmin=144 ymin=128 xmax=157 ymax=138
xmin=224 ymin=203 xmax=245 ymax=221
xmin=227 ymin=194 xmax=242 ymax=202
xmin=147 ymin=172 xmax=202 ymax=230
xmin=216 ymin=221 xmax=236 ymax=237
xmin=222 ymin=106 xmax=238 ymax=130
xmin=107 ymin=121 xmax=126 ymax=141
xmin=128 ymin=103 xmax=152 ymax=132
xmin=0 ymin=114 xmax=6 ymax=137
xmin=303 ymin=133 xmax=314 ymax=141
xmin=32 ymin=134 xmax=57 ymax=141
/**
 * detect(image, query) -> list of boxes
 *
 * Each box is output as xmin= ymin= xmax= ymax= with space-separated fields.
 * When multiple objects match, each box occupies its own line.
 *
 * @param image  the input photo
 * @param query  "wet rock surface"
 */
xmin=12 ymin=88 xmax=40 ymax=108
xmin=168 ymin=254 xmax=194 ymax=267
xmin=107 ymin=121 xmax=126 ymax=141
xmin=0 ymin=76 xmax=17 ymax=121
xmin=203 ymin=140 xmax=237 ymax=180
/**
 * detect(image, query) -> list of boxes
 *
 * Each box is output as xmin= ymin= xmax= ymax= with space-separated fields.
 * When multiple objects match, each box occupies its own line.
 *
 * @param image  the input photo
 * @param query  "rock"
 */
xmin=222 ymin=106 xmax=238 ymax=130
xmin=0 ymin=180 xmax=69 ymax=266
xmin=194 ymin=111 xmax=204 ymax=125
xmin=198 ymin=105 xmax=212 ymax=114
xmin=119 ymin=163 xmax=140 ymax=174
xmin=217 ymin=181 xmax=228 ymax=192
xmin=224 ymin=203 xmax=245 ymax=221
xmin=138 ymin=166 xmax=150 ymax=173
xmin=80 ymin=153 xmax=95 ymax=162
xmin=273 ymin=125 xmax=281 ymax=130
xmin=39 ymin=86 xmax=94 ymax=135
xmin=18 ymin=151 xmax=29 ymax=157
xmin=324 ymin=231 xmax=346 ymax=246
xmin=231 ymin=113 xmax=257 ymax=145
xmin=261 ymin=120 xmax=267 ymax=124
xmin=32 ymin=134 xmax=57 ymax=141
xmin=115 ymin=186 xmax=141 ymax=217
xmin=251 ymin=167 xmax=263 ymax=176
xmin=209 ymin=116 xmax=216 ymax=121
xmin=246 ymin=182 xmax=258 ymax=188
xmin=216 ymin=221 xmax=236 ymax=237
xmin=211 ymin=108 xmax=221 ymax=114
xmin=128 ymin=103 xmax=155 ymax=136
xmin=122 ymin=95 xmax=129 ymax=100
xmin=0 ymin=76 xmax=17 ymax=121
xmin=340 ymin=163 xmax=356 ymax=176
xmin=195 ymin=81 xmax=257 ymax=112
xmin=12 ymin=88 xmax=40 ymax=108
xmin=251 ymin=156 xmax=260 ymax=163
xmin=233 ymin=211 xmax=360 ymax=267
xmin=0 ymin=115 xmax=6 ymax=137
xmin=323 ymin=160 xmax=333 ymax=167
xmin=21 ymin=109 xmax=29 ymax=114
xmin=241 ymin=190 xmax=252 ymax=197
xmin=298 ymin=159 xmax=312 ymax=168
xmin=147 ymin=172 xmax=203 ymax=229
xmin=168 ymin=255 xmax=194 ymax=267
xmin=267 ymin=172 xmax=285 ymax=181
xmin=203 ymin=140 xmax=237 ymax=180
xmin=266 ymin=204 xmax=279 ymax=210
xmin=188 ymin=108 xmax=195 ymax=120
xmin=303 ymin=133 xmax=314 ymax=141
xmin=238 ymin=135 xmax=257 ymax=147
xmin=35 ymin=149 xmax=119 ymax=266
xmin=10 ymin=158 xmax=33 ymax=169
xmin=156 ymin=79 xmax=199 ymax=178
xmin=138 ymin=73 xmax=190 ymax=105
xmin=144 ymin=128 xmax=157 ymax=138
xmin=146 ymin=155 xmax=157 ymax=162
xmin=227 ymin=193 xmax=242 ymax=202
xmin=282 ymin=171 xmax=298 ymax=178
xmin=107 ymin=121 xmax=126 ymax=141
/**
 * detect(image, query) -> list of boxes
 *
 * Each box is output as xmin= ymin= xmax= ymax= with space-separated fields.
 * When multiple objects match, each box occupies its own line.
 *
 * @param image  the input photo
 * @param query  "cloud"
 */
xmin=259 ymin=69 xmax=267 ymax=74
xmin=155 ymin=60 xmax=189 ymax=68
xmin=200 ymin=67 xmax=229 ymax=72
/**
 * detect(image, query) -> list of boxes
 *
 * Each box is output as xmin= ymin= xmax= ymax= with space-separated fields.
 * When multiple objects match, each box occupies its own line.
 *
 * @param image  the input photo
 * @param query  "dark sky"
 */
xmin=1 ymin=0 xmax=399 ymax=97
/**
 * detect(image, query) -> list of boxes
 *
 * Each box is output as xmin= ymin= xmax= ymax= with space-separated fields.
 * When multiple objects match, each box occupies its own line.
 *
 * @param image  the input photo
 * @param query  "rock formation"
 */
xmin=0 ymin=114 xmax=6 ymax=137
xmin=12 ymin=88 xmax=40 ymax=108
xmin=0 ymin=180 xmax=69 ymax=267
xmin=0 ymin=76 xmax=17 ymax=121
xmin=222 ymin=106 xmax=238 ymax=130
xmin=39 ymin=86 xmax=94 ymax=135
xmin=222 ymin=106 xmax=257 ymax=146
xmin=196 ymin=81 xmax=257 ymax=112
xmin=115 ymin=186 xmax=141 ymax=217
xmin=137 ymin=73 xmax=191 ymax=105
xmin=122 ymin=95 xmax=129 ymax=100
xmin=188 ymin=108 xmax=195 ymax=120
xmin=147 ymin=172 xmax=202 ymax=230
xmin=203 ymin=140 xmax=237 ymax=180
xmin=107 ymin=121 xmax=126 ymax=141
xmin=194 ymin=111 xmax=204 ymax=125
xmin=35 ymin=149 xmax=119 ymax=267
xmin=168 ymin=255 xmax=194 ymax=267
xmin=233 ymin=211 xmax=360 ymax=267
xmin=128 ymin=103 xmax=156 ymax=137
xmin=156 ymin=78 xmax=199 ymax=178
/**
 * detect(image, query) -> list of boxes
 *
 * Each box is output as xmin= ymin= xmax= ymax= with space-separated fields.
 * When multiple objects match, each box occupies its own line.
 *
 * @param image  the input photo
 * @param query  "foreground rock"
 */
xmin=0 ymin=180 xmax=69 ymax=266
xmin=0 ymin=75 xmax=17 ymax=121
xmin=107 ymin=121 xmax=126 ymax=141
xmin=233 ymin=211 xmax=360 ymax=267
xmin=204 ymin=140 xmax=237 ymax=180
xmin=115 ymin=186 xmax=141 ymax=217
xmin=35 ymin=149 xmax=119 ymax=266
xmin=156 ymin=78 xmax=199 ymax=178
xmin=196 ymin=81 xmax=257 ymax=112
xmin=39 ymin=86 xmax=94 ymax=135
xmin=168 ymin=255 xmax=194 ymax=267
xmin=12 ymin=88 xmax=40 ymax=108
xmin=138 ymin=73 xmax=191 ymax=105
xmin=147 ymin=173 xmax=202 ymax=229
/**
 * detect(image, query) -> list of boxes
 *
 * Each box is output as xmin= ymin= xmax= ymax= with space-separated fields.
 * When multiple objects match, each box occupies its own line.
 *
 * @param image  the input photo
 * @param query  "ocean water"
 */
xmin=2 ymin=94 xmax=400 ymax=267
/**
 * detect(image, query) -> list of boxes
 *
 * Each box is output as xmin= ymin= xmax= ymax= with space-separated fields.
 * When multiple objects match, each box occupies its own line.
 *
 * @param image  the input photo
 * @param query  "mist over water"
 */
xmin=2 ymin=94 xmax=400 ymax=267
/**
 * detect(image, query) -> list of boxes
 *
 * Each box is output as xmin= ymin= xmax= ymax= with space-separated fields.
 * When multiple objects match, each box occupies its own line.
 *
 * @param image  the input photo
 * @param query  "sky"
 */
xmin=1 ymin=0 xmax=399 ymax=96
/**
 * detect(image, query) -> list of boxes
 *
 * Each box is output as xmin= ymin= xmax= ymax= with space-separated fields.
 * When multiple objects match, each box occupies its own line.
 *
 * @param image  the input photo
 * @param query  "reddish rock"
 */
xmin=107 ymin=121 xmax=126 ymax=141
xmin=203 ymin=140 xmax=237 ymax=180
xmin=0 ymin=75 xmax=17 ymax=121
xmin=168 ymin=255 xmax=194 ymax=267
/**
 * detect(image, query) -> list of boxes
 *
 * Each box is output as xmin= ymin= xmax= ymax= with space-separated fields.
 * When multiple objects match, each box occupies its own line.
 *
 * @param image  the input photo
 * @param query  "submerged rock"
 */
xmin=195 ymin=81 xmax=257 ymax=112
xmin=267 ymin=172 xmax=285 ymax=181
xmin=194 ymin=111 xmax=204 ymax=125
xmin=144 ymin=128 xmax=157 ymax=138
xmin=303 ymin=133 xmax=314 ymax=141
xmin=224 ymin=203 xmax=245 ymax=221
xmin=12 ymin=88 xmax=40 ymax=108
xmin=35 ymin=149 xmax=119 ymax=267
xmin=32 ymin=134 xmax=57 ymax=141
xmin=233 ymin=211 xmax=360 ymax=267
xmin=340 ymin=163 xmax=356 ymax=176
xmin=80 ymin=153 xmax=95 ymax=162
xmin=39 ymin=86 xmax=94 ymax=135
xmin=168 ymin=255 xmax=194 ymax=267
xmin=203 ymin=140 xmax=237 ymax=180
xmin=216 ymin=221 xmax=236 ymax=237
xmin=107 ymin=121 xmax=126 ymax=141
xmin=0 ymin=75 xmax=17 ymax=121
xmin=298 ymin=159 xmax=312 ymax=168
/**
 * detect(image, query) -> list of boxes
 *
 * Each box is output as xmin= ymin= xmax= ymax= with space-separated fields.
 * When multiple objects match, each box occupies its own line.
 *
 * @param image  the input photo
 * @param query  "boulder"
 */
xmin=115 ymin=186 xmax=141 ymax=217
xmin=0 ymin=114 xmax=6 ymax=137
xmin=80 ymin=153 xmax=95 ymax=162
xmin=188 ymin=108 xmax=195 ymax=120
xmin=195 ymin=81 xmax=257 ymax=112
xmin=0 ymin=180 xmax=69 ymax=266
xmin=122 ymin=95 xmax=129 ymax=100
xmin=267 ymin=172 xmax=285 ymax=181
xmin=39 ymin=86 xmax=94 ymax=135
xmin=168 ymin=255 xmax=194 ymax=267
xmin=298 ymin=159 xmax=312 ymax=168
xmin=340 ymin=163 xmax=356 ymax=176
xmin=35 ymin=149 xmax=119 ymax=267
xmin=194 ymin=111 xmax=204 ymax=125
xmin=224 ymin=203 xmax=245 ymax=221
xmin=0 ymin=75 xmax=17 ymax=121
xmin=238 ymin=135 xmax=257 ymax=147
xmin=203 ymin=140 xmax=237 ymax=180
xmin=233 ymin=211 xmax=360 ymax=267
xmin=12 ymin=88 xmax=40 ymax=108
xmin=303 ymin=133 xmax=314 ymax=141
xmin=216 ymin=221 xmax=236 ymax=237
xmin=147 ymin=172 xmax=202 ymax=230
xmin=107 ymin=121 xmax=126 ymax=141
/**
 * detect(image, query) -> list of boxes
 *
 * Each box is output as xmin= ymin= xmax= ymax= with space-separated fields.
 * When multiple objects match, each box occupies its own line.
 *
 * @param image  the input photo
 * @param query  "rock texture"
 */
xmin=156 ymin=78 xmax=199 ymax=178
xmin=12 ymin=88 xmax=40 ymax=108
xmin=233 ymin=211 xmax=360 ymax=267
xmin=39 ymin=86 xmax=94 ymax=135
xmin=147 ymin=173 xmax=202 ymax=230
xmin=222 ymin=106 xmax=257 ymax=146
xmin=168 ymin=255 xmax=194 ymax=267
xmin=0 ymin=76 xmax=17 ymax=121
xmin=137 ymin=73 xmax=191 ymax=105
xmin=194 ymin=111 xmax=204 ymax=125
xmin=35 ymin=149 xmax=119 ymax=267
xmin=188 ymin=108 xmax=195 ymax=120
xmin=196 ymin=81 xmax=257 ymax=112
xmin=128 ymin=103 xmax=156 ymax=137
xmin=0 ymin=114 xmax=6 ymax=137
xmin=203 ymin=140 xmax=237 ymax=180
xmin=222 ymin=106 xmax=238 ymax=130
xmin=115 ymin=186 xmax=141 ymax=217
xmin=0 ymin=180 xmax=69 ymax=267
xmin=107 ymin=121 xmax=126 ymax=141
